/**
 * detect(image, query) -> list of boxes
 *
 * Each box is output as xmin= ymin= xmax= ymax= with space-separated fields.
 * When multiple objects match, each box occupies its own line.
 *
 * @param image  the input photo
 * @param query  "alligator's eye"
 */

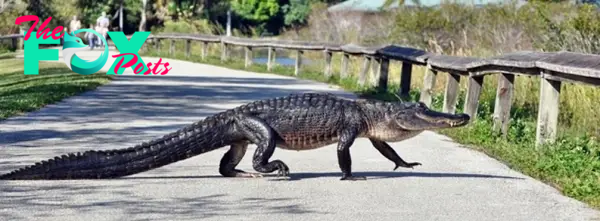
xmin=76 ymin=40 xmax=80 ymax=43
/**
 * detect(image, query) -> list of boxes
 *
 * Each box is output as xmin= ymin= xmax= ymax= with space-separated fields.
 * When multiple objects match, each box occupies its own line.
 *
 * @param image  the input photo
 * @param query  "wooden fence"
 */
xmin=2 ymin=32 xmax=599 ymax=147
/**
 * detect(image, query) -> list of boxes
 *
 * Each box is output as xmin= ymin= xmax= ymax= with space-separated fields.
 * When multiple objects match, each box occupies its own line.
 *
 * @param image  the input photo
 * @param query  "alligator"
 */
xmin=0 ymin=92 xmax=470 ymax=181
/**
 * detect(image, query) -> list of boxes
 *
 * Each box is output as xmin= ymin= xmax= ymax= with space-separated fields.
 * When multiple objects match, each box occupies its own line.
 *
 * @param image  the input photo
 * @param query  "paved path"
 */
xmin=1 ymin=49 xmax=599 ymax=221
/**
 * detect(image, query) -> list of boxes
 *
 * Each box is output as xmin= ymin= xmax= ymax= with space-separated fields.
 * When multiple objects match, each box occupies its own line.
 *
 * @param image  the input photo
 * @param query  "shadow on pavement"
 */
xmin=112 ymin=170 xmax=524 ymax=181
xmin=0 ymin=183 xmax=324 ymax=219
xmin=287 ymin=171 xmax=524 ymax=181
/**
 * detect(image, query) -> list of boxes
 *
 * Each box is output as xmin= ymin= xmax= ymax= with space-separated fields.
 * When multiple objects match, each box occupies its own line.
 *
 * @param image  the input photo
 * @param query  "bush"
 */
xmin=151 ymin=19 xmax=218 ymax=34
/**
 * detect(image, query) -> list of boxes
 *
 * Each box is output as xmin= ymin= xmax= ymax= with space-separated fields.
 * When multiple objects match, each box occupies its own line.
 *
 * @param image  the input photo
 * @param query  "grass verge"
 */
xmin=0 ymin=59 xmax=113 ymax=120
xmin=140 ymin=48 xmax=600 ymax=210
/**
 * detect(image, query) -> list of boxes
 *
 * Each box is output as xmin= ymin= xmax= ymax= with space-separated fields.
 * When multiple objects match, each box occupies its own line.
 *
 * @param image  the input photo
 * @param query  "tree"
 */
xmin=139 ymin=0 xmax=147 ymax=31
xmin=282 ymin=0 xmax=310 ymax=34
xmin=228 ymin=0 xmax=280 ymax=35
xmin=0 ymin=0 xmax=27 ymax=34
xmin=76 ymin=0 xmax=141 ymax=34
xmin=230 ymin=0 xmax=279 ymax=22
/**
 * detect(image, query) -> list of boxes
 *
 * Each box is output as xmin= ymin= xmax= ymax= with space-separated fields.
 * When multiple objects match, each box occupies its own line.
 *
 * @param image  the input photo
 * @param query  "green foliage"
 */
xmin=78 ymin=0 xmax=111 ymax=25
xmin=152 ymin=19 xmax=216 ymax=34
xmin=282 ymin=0 xmax=311 ymax=27
xmin=13 ymin=0 xmax=76 ymax=29
xmin=74 ymin=0 xmax=142 ymax=33
xmin=166 ymin=0 xmax=197 ymax=21
xmin=47 ymin=0 xmax=79 ymax=25
xmin=0 ymin=0 xmax=27 ymax=35
xmin=230 ymin=0 xmax=280 ymax=22
xmin=0 ymin=59 xmax=111 ymax=120
xmin=390 ymin=1 xmax=600 ymax=54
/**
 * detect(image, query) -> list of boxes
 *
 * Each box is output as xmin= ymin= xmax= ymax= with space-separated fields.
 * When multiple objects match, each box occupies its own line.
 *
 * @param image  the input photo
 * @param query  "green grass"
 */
xmin=140 ymin=47 xmax=600 ymax=210
xmin=0 ymin=59 xmax=113 ymax=120
xmin=0 ymin=52 xmax=17 ymax=60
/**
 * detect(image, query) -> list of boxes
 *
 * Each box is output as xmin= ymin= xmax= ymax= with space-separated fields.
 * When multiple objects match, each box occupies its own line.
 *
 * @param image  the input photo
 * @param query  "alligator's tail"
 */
xmin=0 ymin=118 xmax=231 ymax=180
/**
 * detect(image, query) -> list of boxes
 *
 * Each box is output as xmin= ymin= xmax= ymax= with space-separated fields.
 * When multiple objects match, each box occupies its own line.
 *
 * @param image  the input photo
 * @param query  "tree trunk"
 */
xmin=139 ymin=0 xmax=147 ymax=31
xmin=119 ymin=0 xmax=123 ymax=31
xmin=226 ymin=9 xmax=231 ymax=36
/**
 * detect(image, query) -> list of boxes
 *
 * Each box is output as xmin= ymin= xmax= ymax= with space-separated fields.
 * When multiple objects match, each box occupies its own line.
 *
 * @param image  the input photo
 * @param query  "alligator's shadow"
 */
xmin=121 ymin=171 xmax=524 ymax=181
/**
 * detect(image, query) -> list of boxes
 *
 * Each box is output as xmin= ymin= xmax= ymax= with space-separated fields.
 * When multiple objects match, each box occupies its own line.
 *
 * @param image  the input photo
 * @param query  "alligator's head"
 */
xmin=391 ymin=102 xmax=470 ymax=130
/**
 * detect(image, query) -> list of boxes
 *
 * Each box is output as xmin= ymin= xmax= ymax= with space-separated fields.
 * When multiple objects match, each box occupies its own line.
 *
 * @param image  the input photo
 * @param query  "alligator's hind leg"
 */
xmin=234 ymin=115 xmax=290 ymax=177
xmin=369 ymin=138 xmax=421 ymax=170
xmin=219 ymin=142 xmax=262 ymax=178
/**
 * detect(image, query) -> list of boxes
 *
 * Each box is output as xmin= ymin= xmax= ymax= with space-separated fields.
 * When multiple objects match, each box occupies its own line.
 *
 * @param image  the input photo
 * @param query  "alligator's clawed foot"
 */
xmin=393 ymin=162 xmax=422 ymax=171
xmin=340 ymin=175 xmax=367 ymax=181
xmin=234 ymin=170 xmax=263 ymax=178
xmin=276 ymin=168 xmax=290 ymax=177
xmin=273 ymin=160 xmax=290 ymax=177
xmin=274 ymin=166 xmax=291 ymax=181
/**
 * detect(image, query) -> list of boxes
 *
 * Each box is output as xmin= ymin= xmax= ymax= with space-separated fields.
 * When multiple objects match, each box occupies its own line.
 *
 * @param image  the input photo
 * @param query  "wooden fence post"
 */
xmin=464 ymin=74 xmax=485 ymax=120
xmin=370 ymin=57 xmax=381 ymax=87
xmin=324 ymin=50 xmax=332 ymax=78
xmin=492 ymin=73 xmax=515 ymax=137
xmin=245 ymin=46 xmax=253 ymax=68
xmin=399 ymin=62 xmax=413 ymax=99
xmin=169 ymin=39 xmax=174 ymax=56
xmin=378 ymin=58 xmax=390 ymax=92
xmin=220 ymin=42 xmax=228 ymax=63
xmin=294 ymin=50 xmax=303 ymax=76
xmin=419 ymin=64 xmax=438 ymax=107
xmin=535 ymin=72 xmax=562 ymax=147
xmin=11 ymin=38 xmax=17 ymax=50
xmin=267 ymin=46 xmax=275 ymax=71
xmin=155 ymin=39 xmax=160 ymax=52
xmin=443 ymin=72 xmax=461 ymax=114
xmin=201 ymin=42 xmax=208 ymax=60
xmin=341 ymin=53 xmax=349 ymax=78
xmin=358 ymin=55 xmax=371 ymax=86
xmin=185 ymin=39 xmax=191 ymax=58
xmin=18 ymin=27 xmax=24 ymax=51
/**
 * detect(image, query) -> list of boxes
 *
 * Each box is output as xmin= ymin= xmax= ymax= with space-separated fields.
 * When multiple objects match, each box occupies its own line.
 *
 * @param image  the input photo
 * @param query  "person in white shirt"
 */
xmin=69 ymin=15 xmax=81 ymax=37
xmin=96 ymin=12 xmax=110 ymax=47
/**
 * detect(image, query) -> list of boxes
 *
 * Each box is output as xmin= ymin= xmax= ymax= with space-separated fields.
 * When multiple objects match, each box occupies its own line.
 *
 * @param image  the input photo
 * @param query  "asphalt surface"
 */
xmin=1 ymin=49 xmax=599 ymax=221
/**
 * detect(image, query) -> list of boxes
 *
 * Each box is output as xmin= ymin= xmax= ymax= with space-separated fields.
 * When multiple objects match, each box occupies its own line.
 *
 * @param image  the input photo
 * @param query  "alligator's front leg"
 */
xmin=338 ymin=129 xmax=366 ymax=181
xmin=369 ymin=138 xmax=421 ymax=170
xmin=219 ymin=142 xmax=263 ymax=178
xmin=234 ymin=115 xmax=290 ymax=177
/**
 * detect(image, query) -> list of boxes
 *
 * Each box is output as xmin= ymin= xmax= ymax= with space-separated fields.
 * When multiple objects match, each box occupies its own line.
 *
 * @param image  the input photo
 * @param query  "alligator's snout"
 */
xmin=448 ymin=113 xmax=470 ymax=127
xmin=399 ymin=110 xmax=472 ymax=131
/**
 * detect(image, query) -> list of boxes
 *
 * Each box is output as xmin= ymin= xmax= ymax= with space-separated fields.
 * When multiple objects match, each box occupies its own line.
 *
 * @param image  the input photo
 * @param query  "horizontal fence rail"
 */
xmin=2 ymin=32 xmax=599 ymax=147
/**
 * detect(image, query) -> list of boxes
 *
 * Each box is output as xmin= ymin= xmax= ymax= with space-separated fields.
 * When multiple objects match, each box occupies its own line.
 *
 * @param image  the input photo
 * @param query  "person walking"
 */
xmin=96 ymin=12 xmax=110 ymax=48
xmin=69 ymin=15 xmax=81 ymax=36
xmin=85 ymin=24 xmax=97 ymax=50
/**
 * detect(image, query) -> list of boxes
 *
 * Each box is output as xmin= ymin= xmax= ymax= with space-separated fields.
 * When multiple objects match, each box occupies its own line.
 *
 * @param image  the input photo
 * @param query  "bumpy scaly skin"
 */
xmin=0 ymin=93 xmax=470 ymax=181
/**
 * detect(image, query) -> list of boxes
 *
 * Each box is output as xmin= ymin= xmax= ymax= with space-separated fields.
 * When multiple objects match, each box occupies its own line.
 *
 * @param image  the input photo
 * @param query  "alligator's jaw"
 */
xmin=395 ymin=107 xmax=471 ymax=131
xmin=367 ymin=128 xmax=424 ymax=143
xmin=412 ymin=111 xmax=471 ymax=130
